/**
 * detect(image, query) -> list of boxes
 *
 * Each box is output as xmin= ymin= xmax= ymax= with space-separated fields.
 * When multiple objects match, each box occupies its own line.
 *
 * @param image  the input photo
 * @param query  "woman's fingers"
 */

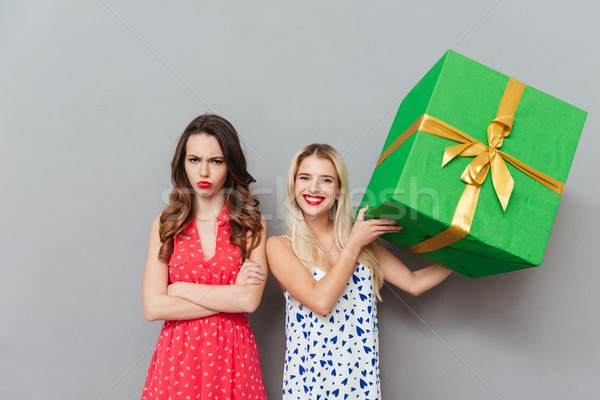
xmin=356 ymin=204 xmax=369 ymax=221
xmin=240 ymin=264 xmax=265 ymax=276
xmin=241 ymin=260 xmax=261 ymax=268
xmin=363 ymin=221 xmax=401 ymax=231
xmin=235 ymin=260 xmax=266 ymax=285
xmin=367 ymin=219 xmax=405 ymax=240
xmin=367 ymin=218 xmax=398 ymax=226
xmin=349 ymin=209 xmax=405 ymax=247
xmin=248 ymin=272 xmax=265 ymax=283
xmin=235 ymin=273 xmax=261 ymax=285
xmin=242 ymin=260 xmax=265 ymax=272
xmin=241 ymin=267 xmax=265 ymax=279
xmin=369 ymin=219 xmax=403 ymax=228
xmin=374 ymin=227 xmax=405 ymax=236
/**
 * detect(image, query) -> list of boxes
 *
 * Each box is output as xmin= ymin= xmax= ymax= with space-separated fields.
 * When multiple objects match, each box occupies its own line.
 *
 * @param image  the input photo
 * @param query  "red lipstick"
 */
xmin=197 ymin=181 xmax=212 ymax=189
xmin=303 ymin=194 xmax=325 ymax=205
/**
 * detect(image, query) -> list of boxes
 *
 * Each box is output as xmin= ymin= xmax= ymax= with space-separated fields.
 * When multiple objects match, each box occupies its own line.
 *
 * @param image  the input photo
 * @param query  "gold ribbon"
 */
xmin=376 ymin=78 xmax=565 ymax=254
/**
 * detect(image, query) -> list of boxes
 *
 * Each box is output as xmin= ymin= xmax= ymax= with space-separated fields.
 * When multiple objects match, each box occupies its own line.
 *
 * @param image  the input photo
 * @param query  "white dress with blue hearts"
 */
xmin=282 ymin=261 xmax=380 ymax=399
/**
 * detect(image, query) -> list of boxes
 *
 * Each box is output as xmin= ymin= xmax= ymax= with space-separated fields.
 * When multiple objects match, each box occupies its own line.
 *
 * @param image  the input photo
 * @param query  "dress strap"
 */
xmin=281 ymin=234 xmax=292 ymax=242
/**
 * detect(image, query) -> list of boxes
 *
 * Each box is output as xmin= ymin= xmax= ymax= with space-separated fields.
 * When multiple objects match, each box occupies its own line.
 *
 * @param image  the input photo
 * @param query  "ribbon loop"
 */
xmin=494 ymin=115 xmax=515 ymax=129
xmin=487 ymin=116 xmax=514 ymax=149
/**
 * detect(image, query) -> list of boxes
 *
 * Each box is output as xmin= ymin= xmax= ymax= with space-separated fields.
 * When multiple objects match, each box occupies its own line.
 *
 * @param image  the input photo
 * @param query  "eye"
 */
xmin=298 ymin=176 xmax=309 ymax=181
xmin=188 ymin=157 xmax=199 ymax=163
xmin=321 ymin=178 xmax=333 ymax=184
xmin=211 ymin=159 xmax=224 ymax=165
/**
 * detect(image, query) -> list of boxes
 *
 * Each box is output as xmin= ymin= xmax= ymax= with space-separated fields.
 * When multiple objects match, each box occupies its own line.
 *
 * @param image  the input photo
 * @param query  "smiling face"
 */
xmin=184 ymin=133 xmax=228 ymax=200
xmin=294 ymin=155 xmax=340 ymax=220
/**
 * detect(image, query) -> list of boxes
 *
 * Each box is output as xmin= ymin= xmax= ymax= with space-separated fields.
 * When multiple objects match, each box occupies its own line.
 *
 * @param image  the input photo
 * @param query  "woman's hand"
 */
xmin=346 ymin=205 xmax=404 ymax=254
xmin=234 ymin=260 xmax=266 ymax=286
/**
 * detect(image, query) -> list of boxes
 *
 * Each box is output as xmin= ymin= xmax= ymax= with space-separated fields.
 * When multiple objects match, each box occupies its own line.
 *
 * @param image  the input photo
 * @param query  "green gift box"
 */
xmin=360 ymin=50 xmax=587 ymax=278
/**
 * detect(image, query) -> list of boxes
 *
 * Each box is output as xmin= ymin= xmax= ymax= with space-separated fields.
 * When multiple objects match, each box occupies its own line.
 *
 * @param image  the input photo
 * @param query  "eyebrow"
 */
xmin=186 ymin=154 xmax=224 ymax=159
xmin=297 ymin=172 xmax=336 ymax=180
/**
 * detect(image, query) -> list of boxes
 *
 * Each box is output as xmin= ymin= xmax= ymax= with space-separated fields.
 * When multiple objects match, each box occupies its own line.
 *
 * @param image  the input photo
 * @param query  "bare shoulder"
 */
xmin=148 ymin=213 xmax=163 ymax=239
xmin=146 ymin=213 xmax=166 ymax=265
xmin=151 ymin=213 xmax=162 ymax=228
xmin=266 ymin=235 xmax=296 ymax=265
xmin=266 ymin=235 xmax=306 ymax=292
xmin=266 ymin=235 xmax=292 ymax=251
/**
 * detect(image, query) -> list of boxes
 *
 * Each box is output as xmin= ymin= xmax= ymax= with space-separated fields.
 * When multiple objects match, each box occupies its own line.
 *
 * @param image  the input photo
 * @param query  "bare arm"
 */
xmin=142 ymin=215 xmax=218 ymax=322
xmin=373 ymin=240 xmax=452 ymax=296
xmin=266 ymin=206 xmax=402 ymax=316
xmin=167 ymin=217 xmax=269 ymax=314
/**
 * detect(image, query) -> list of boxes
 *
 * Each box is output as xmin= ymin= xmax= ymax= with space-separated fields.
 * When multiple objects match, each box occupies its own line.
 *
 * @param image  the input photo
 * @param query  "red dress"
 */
xmin=142 ymin=207 xmax=266 ymax=399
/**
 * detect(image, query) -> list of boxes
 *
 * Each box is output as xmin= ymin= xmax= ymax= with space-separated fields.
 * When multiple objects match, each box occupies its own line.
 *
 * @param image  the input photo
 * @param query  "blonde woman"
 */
xmin=266 ymin=143 xmax=452 ymax=399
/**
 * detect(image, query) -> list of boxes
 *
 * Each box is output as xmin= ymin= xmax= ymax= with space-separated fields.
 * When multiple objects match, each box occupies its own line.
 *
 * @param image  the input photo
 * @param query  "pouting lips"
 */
xmin=302 ymin=194 xmax=325 ymax=205
xmin=197 ymin=181 xmax=212 ymax=189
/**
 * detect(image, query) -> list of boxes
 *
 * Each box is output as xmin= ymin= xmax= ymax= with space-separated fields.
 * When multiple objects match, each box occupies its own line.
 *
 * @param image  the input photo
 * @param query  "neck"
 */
xmin=195 ymin=194 xmax=226 ymax=221
xmin=305 ymin=213 xmax=333 ymax=238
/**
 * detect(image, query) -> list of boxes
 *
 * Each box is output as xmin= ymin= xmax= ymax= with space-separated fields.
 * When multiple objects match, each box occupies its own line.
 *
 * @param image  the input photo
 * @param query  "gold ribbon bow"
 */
xmin=376 ymin=78 xmax=565 ymax=254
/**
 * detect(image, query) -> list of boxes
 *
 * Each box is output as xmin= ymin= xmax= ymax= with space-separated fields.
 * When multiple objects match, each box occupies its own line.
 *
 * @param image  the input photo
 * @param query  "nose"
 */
xmin=199 ymin=162 xmax=209 ymax=177
xmin=309 ymin=179 xmax=320 ymax=193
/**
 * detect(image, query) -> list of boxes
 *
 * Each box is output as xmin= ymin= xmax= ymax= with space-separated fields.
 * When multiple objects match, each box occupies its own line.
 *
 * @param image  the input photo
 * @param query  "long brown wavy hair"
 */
xmin=158 ymin=114 xmax=263 ymax=263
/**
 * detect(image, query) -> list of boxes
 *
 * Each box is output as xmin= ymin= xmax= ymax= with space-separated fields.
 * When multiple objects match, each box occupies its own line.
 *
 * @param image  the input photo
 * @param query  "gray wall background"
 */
xmin=1 ymin=1 xmax=599 ymax=399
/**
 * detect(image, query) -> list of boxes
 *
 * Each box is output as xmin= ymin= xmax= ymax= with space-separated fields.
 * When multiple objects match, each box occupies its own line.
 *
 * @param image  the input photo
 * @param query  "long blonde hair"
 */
xmin=285 ymin=143 xmax=383 ymax=301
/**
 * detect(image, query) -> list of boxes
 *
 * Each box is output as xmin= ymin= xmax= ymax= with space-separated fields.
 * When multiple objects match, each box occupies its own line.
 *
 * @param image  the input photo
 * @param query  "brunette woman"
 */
xmin=266 ymin=144 xmax=452 ymax=400
xmin=142 ymin=114 xmax=267 ymax=399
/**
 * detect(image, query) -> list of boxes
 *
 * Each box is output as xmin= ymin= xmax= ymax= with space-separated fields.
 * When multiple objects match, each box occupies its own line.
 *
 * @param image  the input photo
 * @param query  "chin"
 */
xmin=194 ymin=189 xmax=213 ymax=198
xmin=300 ymin=207 xmax=328 ymax=220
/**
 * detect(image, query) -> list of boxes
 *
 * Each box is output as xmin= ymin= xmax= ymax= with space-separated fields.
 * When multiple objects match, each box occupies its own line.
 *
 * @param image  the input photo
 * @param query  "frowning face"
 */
xmin=184 ymin=133 xmax=228 ymax=199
